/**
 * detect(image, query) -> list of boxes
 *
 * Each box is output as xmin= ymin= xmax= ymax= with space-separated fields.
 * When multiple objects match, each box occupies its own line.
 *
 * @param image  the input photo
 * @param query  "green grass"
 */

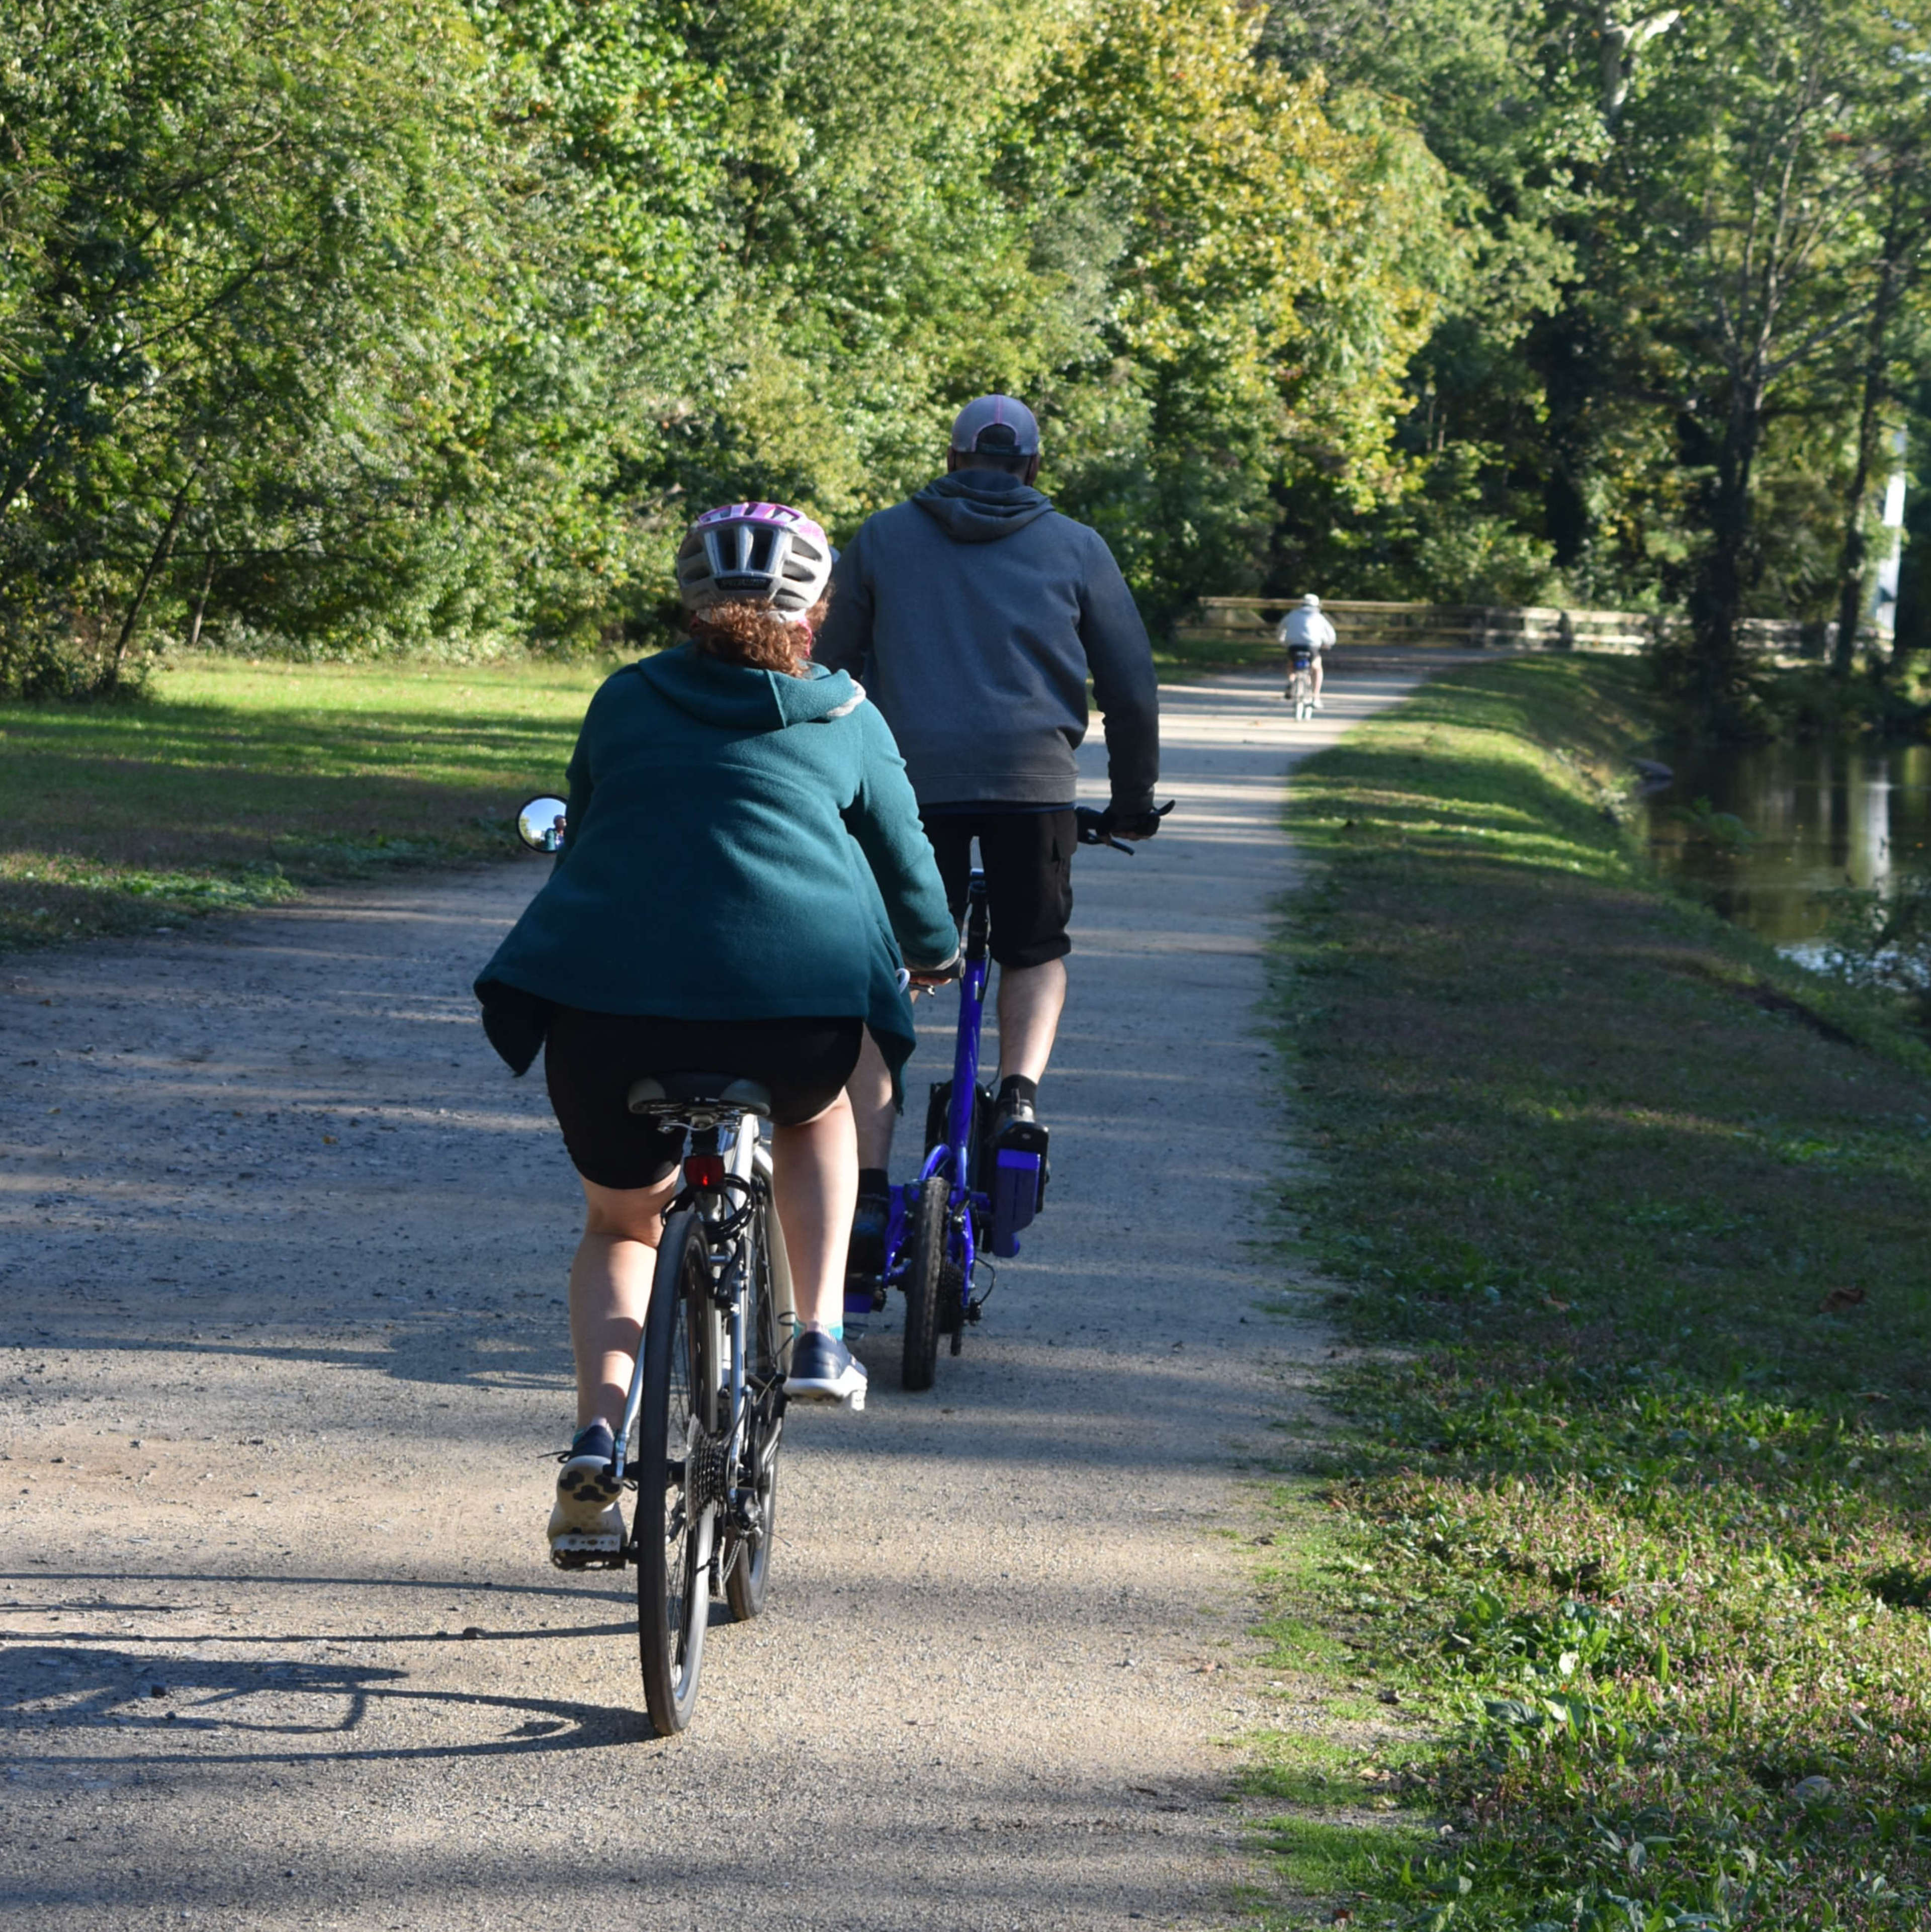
xmin=0 ymin=654 xmax=615 ymax=949
xmin=1 ymin=638 xmax=1254 ymax=951
xmin=1154 ymin=627 xmax=1284 ymax=680
xmin=1259 ymin=657 xmax=1931 ymax=1929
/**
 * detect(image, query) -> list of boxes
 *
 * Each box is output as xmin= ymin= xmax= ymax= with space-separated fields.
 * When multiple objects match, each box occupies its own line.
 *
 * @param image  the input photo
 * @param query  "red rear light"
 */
xmin=683 ymin=1153 xmax=727 ymax=1191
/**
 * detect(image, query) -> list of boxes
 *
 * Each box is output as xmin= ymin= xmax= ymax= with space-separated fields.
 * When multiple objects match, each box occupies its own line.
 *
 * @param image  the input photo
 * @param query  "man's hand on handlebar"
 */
xmin=1077 ymin=801 xmax=1175 ymax=851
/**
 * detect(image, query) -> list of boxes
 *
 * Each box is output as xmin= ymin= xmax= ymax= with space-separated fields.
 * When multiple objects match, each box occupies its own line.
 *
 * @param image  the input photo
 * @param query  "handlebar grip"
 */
xmin=1074 ymin=806 xmax=1129 ymax=851
xmin=1077 ymin=802 xmax=1174 ymax=851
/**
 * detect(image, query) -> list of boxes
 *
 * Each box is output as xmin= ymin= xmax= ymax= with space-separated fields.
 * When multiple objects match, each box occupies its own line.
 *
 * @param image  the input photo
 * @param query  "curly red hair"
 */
xmin=686 ymin=597 xmax=830 ymax=676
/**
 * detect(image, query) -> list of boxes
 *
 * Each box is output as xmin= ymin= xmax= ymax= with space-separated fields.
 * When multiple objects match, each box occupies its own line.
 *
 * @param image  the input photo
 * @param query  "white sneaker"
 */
xmin=548 ymin=1424 xmax=625 ymax=1567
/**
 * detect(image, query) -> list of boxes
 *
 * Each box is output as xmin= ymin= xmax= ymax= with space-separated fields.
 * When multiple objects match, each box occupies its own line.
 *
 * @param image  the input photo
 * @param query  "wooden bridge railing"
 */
xmin=1181 ymin=597 xmax=1816 ymax=657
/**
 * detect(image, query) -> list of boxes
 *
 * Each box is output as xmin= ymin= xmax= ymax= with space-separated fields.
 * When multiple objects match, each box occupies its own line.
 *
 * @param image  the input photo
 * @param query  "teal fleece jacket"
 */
xmin=474 ymin=644 xmax=958 ymax=1080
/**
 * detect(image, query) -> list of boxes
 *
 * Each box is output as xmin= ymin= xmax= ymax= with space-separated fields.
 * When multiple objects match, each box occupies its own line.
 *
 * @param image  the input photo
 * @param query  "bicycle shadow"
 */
xmin=2 ymin=1637 xmax=652 ymax=1765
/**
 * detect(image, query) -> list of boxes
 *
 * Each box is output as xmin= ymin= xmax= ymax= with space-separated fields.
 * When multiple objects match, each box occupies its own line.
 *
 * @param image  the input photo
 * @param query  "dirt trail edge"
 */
xmin=1 ymin=666 xmax=1420 ymax=1931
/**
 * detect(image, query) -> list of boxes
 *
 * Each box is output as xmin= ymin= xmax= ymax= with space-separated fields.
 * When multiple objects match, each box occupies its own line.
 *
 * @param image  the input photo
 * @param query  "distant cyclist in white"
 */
xmin=1278 ymin=593 xmax=1336 ymax=710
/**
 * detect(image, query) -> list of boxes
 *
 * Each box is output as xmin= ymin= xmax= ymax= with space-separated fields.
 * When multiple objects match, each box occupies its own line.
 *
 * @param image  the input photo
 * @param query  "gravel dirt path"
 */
xmin=1 ymin=666 xmax=1419 ymax=1931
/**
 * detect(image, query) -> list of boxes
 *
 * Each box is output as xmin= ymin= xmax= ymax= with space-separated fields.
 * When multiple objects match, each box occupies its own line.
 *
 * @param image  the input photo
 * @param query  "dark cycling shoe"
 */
xmin=848 ymin=1189 xmax=890 ymax=1280
xmin=989 ymin=1086 xmax=1051 ymax=1208
xmin=548 ymin=1422 xmax=624 ymax=1569
xmin=785 ymin=1329 xmax=867 ymax=1409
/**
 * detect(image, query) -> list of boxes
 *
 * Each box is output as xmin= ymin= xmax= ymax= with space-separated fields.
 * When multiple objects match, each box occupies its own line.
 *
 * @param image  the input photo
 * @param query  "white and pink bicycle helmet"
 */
xmin=676 ymin=501 xmax=833 ymax=624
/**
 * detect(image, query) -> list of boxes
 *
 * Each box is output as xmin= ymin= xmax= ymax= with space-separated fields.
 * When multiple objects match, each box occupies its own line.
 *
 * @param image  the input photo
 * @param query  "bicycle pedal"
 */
xmin=550 ymin=1532 xmax=626 ymax=1571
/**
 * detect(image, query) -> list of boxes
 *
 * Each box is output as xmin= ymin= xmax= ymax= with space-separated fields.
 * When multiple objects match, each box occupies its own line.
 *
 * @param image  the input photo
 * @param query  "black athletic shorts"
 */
xmin=920 ymin=806 xmax=1076 ymax=970
xmin=544 ymin=1008 xmax=864 ymax=1191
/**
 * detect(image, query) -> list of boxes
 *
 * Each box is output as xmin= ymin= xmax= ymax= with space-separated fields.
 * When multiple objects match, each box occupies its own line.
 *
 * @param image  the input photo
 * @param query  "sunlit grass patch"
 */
xmin=0 ymin=653 xmax=612 ymax=949
xmin=1250 ymin=1817 xmax=1438 ymax=1912
xmin=1262 ymin=657 xmax=1931 ymax=1928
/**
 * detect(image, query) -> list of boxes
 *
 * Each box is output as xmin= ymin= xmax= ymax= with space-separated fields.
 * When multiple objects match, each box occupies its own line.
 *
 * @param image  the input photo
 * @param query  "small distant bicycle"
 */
xmin=1286 ymin=643 xmax=1318 ymax=720
xmin=846 ymin=805 xmax=1162 ymax=1390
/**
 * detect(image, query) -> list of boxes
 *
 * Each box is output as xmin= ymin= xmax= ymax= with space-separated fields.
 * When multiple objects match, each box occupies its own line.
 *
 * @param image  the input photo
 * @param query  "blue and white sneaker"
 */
xmin=786 ymin=1329 xmax=867 ymax=1410
xmin=548 ymin=1422 xmax=625 ymax=1568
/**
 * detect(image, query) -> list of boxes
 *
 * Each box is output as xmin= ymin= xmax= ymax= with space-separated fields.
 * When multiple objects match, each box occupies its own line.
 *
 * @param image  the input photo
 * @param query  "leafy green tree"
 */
xmin=1825 ymin=100 xmax=1931 ymax=674
xmin=1612 ymin=0 xmax=1931 ymax=716
xmin=1 ymin=2 xmax=500 ymax=685
xmin=0 ymin=0 xmax=724 ymax=690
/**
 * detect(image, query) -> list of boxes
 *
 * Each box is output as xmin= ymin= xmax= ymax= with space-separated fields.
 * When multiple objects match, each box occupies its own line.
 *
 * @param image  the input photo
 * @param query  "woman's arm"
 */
xmin=846 ymin=706 xmax=958 ymax=969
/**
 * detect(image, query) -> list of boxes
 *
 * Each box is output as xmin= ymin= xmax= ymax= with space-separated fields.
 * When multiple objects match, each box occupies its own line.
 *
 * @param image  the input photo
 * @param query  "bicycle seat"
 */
xmin=626 ymin=1073 xmax=773 ymax=1119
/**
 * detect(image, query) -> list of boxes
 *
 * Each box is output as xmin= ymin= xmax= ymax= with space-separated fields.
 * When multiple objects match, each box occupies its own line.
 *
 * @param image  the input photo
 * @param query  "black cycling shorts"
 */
xmin=920 ymin=807 xmax=1076 ymax=970
xmin=544 ymin=1008 xmax=864 ymax=1192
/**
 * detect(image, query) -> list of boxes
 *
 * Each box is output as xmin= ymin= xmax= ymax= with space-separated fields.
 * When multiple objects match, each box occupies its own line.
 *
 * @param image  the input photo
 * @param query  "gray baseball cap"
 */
xmin=949 ymin=393 xmax=1040 ymax=457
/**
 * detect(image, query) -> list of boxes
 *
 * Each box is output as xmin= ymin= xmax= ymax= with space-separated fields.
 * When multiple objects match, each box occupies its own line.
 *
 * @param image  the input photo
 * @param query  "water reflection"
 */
xmin=1641 ymin=741 xmax=1931 ymax=945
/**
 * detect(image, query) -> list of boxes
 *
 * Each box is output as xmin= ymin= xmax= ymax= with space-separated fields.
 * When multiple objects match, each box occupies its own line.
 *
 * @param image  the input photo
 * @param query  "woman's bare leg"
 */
xmin=847 ymin=1027 xmax=897 ymax=1172
xmin=770 ymin=1090 xmax=859 ymax=1331
xmin=569 ymin=1171 xmax=678 ymax=1434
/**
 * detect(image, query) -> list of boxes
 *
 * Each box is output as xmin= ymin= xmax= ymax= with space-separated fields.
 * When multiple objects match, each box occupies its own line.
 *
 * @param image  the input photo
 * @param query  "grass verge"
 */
xmin=1257 ymin=656 xmax=1931 ymax=1929
xmin=1155 ymin=628 xmax=1284 ymax=680
xmin=0 ymin=654 xmax=613 ymax=950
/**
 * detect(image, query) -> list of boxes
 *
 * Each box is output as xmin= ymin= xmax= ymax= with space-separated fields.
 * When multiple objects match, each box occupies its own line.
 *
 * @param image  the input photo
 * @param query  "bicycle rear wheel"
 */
xmin=636 ymin=1207 xmax=718 ymax=1735
xmin=723 ymin=1199 xmax=782 ymax=1622
xmin=902 ymin=1172 xmax=948 ymax=1392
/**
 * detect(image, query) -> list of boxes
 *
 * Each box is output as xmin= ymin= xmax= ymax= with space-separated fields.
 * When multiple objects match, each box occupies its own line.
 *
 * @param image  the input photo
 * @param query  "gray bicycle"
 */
xmin=611 ymin=1076 xmax=792 ymax=1733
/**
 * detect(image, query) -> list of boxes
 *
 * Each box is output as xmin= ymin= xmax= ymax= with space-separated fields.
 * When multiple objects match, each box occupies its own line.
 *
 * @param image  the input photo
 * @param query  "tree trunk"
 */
xmin=1833 ymin=180 xmax=1911 ymax=681
xmin=185 ymin=550 xmax=216 ymax=653
xmin=1688 ymin=381 xmax=1763 ymax=723
xmin=105 ymin=473 xmax=198 ymax=689
xmin=1595 ymin=7 xmax=1684 ymax=129
xmin=1831 ymin=343 xmax=1886 ymax=681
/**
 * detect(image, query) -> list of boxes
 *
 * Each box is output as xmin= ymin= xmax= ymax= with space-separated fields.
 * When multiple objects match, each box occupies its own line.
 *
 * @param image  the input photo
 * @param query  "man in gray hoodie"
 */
xmin=815 ymin=394 xmax=1163 ymax=1256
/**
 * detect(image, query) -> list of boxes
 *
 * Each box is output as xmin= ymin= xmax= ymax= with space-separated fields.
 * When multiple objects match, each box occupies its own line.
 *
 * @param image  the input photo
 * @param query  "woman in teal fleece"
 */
xmin=476 ymin=500 xmax=956 ymax=1561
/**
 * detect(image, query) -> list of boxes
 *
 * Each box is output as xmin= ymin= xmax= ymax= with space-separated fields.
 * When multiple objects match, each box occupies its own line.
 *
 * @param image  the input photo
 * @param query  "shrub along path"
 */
xmin=1260 ymin=658 xmax=1931 ymax=1929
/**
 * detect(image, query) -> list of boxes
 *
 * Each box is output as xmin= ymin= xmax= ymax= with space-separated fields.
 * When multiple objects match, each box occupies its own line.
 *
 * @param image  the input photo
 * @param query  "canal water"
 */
xmin=1640 ymin=740 xmax=1931 ymax=948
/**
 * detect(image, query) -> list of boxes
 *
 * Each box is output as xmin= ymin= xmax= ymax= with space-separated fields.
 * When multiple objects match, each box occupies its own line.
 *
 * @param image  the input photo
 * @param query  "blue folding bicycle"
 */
xmin=847 ymin=807 xmax=1148 ymax=1389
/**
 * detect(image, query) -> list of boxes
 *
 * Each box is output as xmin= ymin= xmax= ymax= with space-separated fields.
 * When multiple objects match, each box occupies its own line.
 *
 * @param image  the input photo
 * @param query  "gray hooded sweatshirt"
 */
xmin=814 ymin=470 xmax=1159 ymax=811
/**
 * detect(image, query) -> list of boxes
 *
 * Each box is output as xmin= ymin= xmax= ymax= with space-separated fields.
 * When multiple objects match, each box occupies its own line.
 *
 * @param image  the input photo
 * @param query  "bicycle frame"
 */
xmin=618 ymin=1110 xmax=787 ymax=1539
xmin=911 ymin=879 xmax=990 ymax=1317
xmin=848 ymin=868 xmax=1045 ymax=1344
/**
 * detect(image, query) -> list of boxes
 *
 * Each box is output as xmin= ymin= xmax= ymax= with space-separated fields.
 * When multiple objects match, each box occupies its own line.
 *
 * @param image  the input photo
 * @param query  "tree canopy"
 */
xmin=1266 ymin=0 xmax=1931 ymax=712
xmin=1 ymin=0 xmax=1924 ymax=700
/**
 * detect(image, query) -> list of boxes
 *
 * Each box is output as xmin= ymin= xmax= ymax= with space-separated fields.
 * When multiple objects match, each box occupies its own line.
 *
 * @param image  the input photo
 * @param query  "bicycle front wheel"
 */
xmin=636 ymin=1206 xmax=718 ymax=1735
xmin=902 ymin=1172 xmax=949 ymax=1392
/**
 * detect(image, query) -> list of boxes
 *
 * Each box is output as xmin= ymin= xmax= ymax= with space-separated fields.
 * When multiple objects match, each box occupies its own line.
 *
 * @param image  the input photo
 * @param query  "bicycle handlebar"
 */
xmin=1075 ymin=802 xmax=1175 ymax=853
xmin=907 ymin=956 xmax=962 ymax=987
